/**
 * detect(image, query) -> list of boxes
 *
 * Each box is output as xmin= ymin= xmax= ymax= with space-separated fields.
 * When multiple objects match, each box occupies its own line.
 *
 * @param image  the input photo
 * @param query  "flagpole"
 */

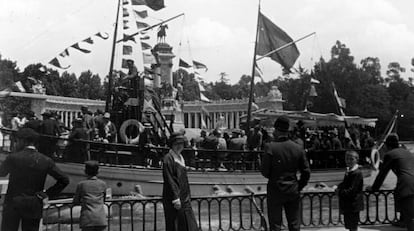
xmin=105 ymin=0 xmax=122 ymax=111
xmin=117 ymin=13 xmax=185 ymax=43
xmin=246 ymin=0 xmax=261 ymax=136
xmin=256 ymin=32 xmax=315 ymax=61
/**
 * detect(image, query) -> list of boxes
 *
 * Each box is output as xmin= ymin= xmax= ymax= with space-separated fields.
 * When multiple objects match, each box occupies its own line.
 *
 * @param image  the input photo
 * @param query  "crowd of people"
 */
xmin=3 ymin=106 xmax=118 ymax=161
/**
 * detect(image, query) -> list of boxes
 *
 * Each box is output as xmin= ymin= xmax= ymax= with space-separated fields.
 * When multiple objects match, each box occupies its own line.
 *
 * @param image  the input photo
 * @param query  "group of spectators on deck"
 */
xmin=2 ymin=106 xmax=117 ymax=161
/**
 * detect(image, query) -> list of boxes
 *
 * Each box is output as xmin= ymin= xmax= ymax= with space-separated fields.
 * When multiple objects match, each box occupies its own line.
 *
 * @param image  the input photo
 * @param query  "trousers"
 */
xmin=400 ymin=195 xmax=414 ymax=231
xmin=267 ymin=192 xmax=300 ymax=231
xmin=1 ymin=203 xmax=40 ymax=231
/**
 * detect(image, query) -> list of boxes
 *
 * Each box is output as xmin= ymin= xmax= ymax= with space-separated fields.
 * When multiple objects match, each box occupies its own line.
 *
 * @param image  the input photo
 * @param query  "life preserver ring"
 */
xmin=119 ymin=119 xmax=144 ymax=144
xmin=370 ymin=148 xmax=380 ymax=170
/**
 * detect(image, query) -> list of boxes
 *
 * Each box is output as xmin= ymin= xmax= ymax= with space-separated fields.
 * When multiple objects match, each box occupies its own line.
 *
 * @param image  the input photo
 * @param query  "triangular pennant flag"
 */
xmin=123 ymin=34 xmax=136 ymax=43
xmin=59 ymin=49 xmax=70 ymax=58
xmin=83 ymin=37 xmax=94 ymax=44
xmin=309 ymin=84 xmax=317 ymax=97
xmin=140 ymin=35 xmax=150 ymax=40
xmin=198 ymin=81 xmax=206 ymax=92
xmin=123 ymin=8 xmax=129 ymax=17
xmin=131 ymin=0 xmax=164 ymax=11
xmin=332 ymin=82 xmax=345 ymax=115
xmin=143 ymin=98 xmax=157 ymax=113
xmin=200 ymin=92 xmax=210 ymax=102
xmin=133 ymin=10 xmax=148 ymax=18
xmin=256 ymin=12 xmax=300 ymax=70
xmin=131 ymin=0 xmax=146 ymax=5
xmin=123 ymin=20 xmax=129 ymax=30
xmin=123 ymin=0 xmax=129 ymax=4
xmin=141 ymin=42 xmax=152 ymax=50
xmin=201 ymin=116 xmax=207 ymax=129
xmin=49 ymin=57 xmax=71 ymax=69
xmin=95 ymin=32 xmax=109 ymax=40
xmin=179 ymin=59 xmax=192 ymax=68
xmin=192 ymin=60 xmax=208 ymax=71
xmin=14 ymin=81 xmax=26 ymax=92
xmin=143 ymin=52 xmax=157 ymax=64
xmin=252 ymin=102 xmax=259 ymax=111
xmin=136 ymin=21 xmax=150 ymax=29
xmin=71 ymin=43 xmax=91 ymax=53
xmin=123 ymin=45 xmax=133 ymax=55
xmin=121 ymin=59 xmax=129 ymax=69
xmin=254 ymin=64 xmax=264 ymax=82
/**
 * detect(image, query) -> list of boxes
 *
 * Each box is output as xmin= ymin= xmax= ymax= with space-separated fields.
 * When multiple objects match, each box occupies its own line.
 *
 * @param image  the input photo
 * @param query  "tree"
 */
xmin=0 ymin=55 xmax=19 ymax=90
xmin=78 ymin=70 xmax=93 ymax=99
xmin=218 ymin=72 xmax=229 ymax=83
xmin=360 ymin=57 xmax=382 ymax=84
xmin=60 ymin=72 xmax=79 ymax=97
xmin=89 ymin=74 xmax=104 ymax=99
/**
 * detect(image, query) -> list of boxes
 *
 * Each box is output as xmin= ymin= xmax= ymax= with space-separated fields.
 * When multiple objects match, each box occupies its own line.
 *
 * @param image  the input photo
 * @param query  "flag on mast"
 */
xmin=332 ymin=82 xmax=346 ymax=116
xmin=256 ymin=12 xmax=300 ymax=71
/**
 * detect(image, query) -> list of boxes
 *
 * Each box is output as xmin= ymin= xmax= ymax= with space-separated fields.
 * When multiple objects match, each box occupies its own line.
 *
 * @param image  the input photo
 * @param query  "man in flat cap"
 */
xmin=367 ymin=133 xmax=414 ymax=230
xmin=0 ymin=128 xmax=69 ymax=231
xmin=260 ymin=116 xmax=311 ymax=231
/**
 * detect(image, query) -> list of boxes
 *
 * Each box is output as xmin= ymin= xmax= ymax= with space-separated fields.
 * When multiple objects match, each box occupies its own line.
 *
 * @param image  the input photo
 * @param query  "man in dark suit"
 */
xmin=38 ymin=111 xmax=61 ymax=157
xmin=261 ymin=116 xmax=311 ymax=231
xmin=367 ymin=134 xmax=414 ymax=230
xmin=0 ymin=128 xmax=69 ymax=231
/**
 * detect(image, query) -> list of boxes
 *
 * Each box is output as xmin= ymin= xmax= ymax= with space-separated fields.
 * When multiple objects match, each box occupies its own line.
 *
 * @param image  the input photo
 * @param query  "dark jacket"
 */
xmin=0 ymin=147 xmax=69 ymax=218
xmin=261 ymin=137 xmax=311 ymax=194
xmin=372 ymin=147 xmax=414 ymax=200
xmin=338 ymin=167 xmax=364 ymax=212
xmin=40 ymin=118 xmax=60 ymax=136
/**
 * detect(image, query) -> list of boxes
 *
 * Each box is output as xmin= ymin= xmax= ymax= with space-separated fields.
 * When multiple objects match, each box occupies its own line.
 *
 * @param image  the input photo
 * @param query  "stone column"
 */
xmin=195 ymin=113 xmax=199 ymax=129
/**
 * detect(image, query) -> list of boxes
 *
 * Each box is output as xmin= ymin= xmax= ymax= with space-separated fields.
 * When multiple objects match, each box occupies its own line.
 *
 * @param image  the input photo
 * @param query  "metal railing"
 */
xmin=0 ymin=128 xmax=373 ymax=171
xmin=42 ymin=190 xmax=397 ymax=231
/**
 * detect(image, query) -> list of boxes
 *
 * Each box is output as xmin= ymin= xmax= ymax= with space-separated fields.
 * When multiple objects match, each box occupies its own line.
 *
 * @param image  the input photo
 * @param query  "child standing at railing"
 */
xmin=73 ymin=161 xmax=107 ymax=231
xmin=336 ymin=150 xmax=364 ymax=231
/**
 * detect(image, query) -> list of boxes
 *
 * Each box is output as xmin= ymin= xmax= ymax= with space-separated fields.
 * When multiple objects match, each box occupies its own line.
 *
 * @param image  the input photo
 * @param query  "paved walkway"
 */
xmin=302 ymin=225 xmax=405 ymax=231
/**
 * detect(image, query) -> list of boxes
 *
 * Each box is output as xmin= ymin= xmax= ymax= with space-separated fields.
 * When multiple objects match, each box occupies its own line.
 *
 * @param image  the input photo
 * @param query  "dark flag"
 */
xmin=123 ymin=34 xmax=136 ymax=43
xmin=95 ymin=32 xmax=109 ymax=39
xmin=123 ymin=45 xmax=133 ymax=55
xmin=123 ymin=0 xmax=128 ymax=5
xmin=123 ymin=8 xmax=129 ymax=17
xmin=121 ymin=59 xmax=129 ymax=69
xmin=49 ymin=57 xmax=71 ymax=69
xmin=141 ymin=42 xmax=152 ymax=50
xmin=131 ymin=0 xmax=164 ymax=11
xmin=83 ymin=37 xmax=94 ymax=44
xmin=123 ymin=20 xmax=129 ymax=30
xmin=71 ymin=43 xmax=91 ymax=53
xmin=59 ymin=49 xmax=69 ymax=57
xmin=136 ymin=21 xmax=150 ymax=29
xmin=134 ymin=10 xmax=148 ymax=18
xmin=256 ymin=12 xmax=299 ymax=71
xmin=179 ymin=58 xmax=192 ymax=68
xmin=193 ymin=60 xmax=208 ymax=71
xmin=140 ymin=35 xmax=150 ymax=40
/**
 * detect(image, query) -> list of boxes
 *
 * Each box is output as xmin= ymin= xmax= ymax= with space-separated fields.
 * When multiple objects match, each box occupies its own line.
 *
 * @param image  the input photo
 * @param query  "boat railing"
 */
xmin=41 ymin=190 xmax=398 ymax=231
xmin=0 ymin=127 xmax=374 ymax=171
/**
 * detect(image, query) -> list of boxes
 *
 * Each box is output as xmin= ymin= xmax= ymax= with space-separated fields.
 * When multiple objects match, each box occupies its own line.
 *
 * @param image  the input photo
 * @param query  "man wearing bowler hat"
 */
xmin=261 ymin=116 xmax=311 ymax=231
xmin=367 ymin=133 xmax=414 ymax=230
xmin=0 ymin=128 xmax=69 ymax=231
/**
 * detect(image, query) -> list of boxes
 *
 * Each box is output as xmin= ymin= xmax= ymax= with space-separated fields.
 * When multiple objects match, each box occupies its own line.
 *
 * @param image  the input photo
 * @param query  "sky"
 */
xmin=1 ymin=0 xmax=414 ymax=84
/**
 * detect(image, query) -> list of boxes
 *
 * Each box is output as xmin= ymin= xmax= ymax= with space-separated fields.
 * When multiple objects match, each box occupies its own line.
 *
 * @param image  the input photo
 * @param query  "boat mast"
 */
xmin=105 ymin=0 xmax=122 ymax=111
xmin=246 ymin=0 xmax=261 ymax=135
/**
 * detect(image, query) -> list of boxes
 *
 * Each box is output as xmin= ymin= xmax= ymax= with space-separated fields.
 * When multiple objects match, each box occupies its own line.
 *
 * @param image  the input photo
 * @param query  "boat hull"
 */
xmin=0 ymin=153 xmax=373 ymax=196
